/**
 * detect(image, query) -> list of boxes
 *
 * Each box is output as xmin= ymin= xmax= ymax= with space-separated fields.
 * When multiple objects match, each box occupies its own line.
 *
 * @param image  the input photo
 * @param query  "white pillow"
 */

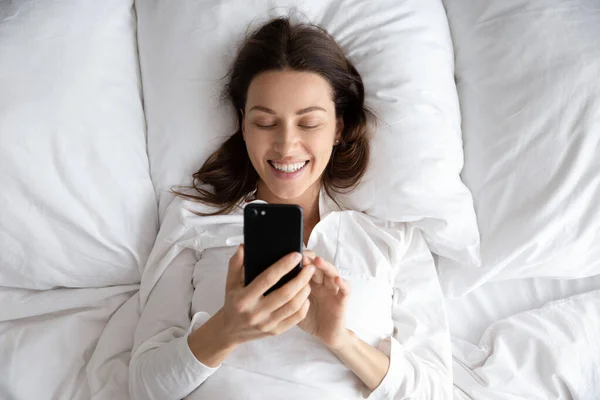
xmin=0 ymin=0 xmax=158 ymax=289
xmin=438 ymin=0 xmax=600 ymax=296
xmin=136 ymin=0 xmax=480 ymax=266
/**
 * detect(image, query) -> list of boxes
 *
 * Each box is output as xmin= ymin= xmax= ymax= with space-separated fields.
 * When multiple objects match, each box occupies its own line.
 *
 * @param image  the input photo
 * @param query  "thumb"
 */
xmin=226 ymin=244 xmax=244 ymax=290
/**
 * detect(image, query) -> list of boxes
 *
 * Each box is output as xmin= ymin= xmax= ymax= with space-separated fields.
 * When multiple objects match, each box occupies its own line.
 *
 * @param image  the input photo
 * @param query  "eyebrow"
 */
xmin=248 ymin=105 xmax=327 ymax=115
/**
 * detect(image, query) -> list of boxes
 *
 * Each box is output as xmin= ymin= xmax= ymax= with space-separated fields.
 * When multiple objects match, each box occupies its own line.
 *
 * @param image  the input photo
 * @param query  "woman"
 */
xmin=130 ymin=17 xmax=452 ymax=399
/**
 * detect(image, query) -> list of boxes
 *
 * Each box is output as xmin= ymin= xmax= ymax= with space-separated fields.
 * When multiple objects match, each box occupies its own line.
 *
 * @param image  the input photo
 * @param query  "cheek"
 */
xmin=244 ymin=132 xmax=267 ymax=164
xmin=244 ymin=128 xmax=263 ymax=157
xmin=243 ymin=145 xmax=260 ymax=174
xmin=310 ymin=135 xmax=335 ymax=161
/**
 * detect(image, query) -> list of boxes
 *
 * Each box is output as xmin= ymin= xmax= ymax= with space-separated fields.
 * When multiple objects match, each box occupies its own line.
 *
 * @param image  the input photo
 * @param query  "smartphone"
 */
xmin=244 ymin=203 xmax=303 ymax=296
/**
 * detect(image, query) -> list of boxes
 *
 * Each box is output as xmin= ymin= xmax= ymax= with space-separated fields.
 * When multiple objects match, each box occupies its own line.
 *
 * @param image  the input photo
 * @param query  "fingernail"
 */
xmin=308 ymin=266 xmax=316 ymax=273
xmin=293 ymin=253 xmax=303 ymax=263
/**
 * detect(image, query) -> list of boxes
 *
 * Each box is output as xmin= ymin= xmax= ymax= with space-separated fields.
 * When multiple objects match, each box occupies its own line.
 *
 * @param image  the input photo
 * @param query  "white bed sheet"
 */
xmin=55 ymin=266 xmax=600 ymax=400
xmin=446 ymin=274 xmax=600 ymax=399
xmin=0 ymin=285 xmax=137 ymax=400
xmin=446 ymin=273 xmax=600 ymax=344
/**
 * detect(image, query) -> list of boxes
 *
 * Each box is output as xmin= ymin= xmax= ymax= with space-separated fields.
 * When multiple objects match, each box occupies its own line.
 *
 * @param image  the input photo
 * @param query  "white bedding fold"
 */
xmin=445 ymin=274 xmax=600 ymax=344
xmin=451 ymin=289 xmax=600 ymax=399
xmin=0 ymin=285 xmax=137 ymax=400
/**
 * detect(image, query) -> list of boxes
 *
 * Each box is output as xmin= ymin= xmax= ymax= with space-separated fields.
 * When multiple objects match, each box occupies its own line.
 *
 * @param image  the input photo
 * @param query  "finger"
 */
xmin=302 ymin=255 xmax=313 ymax=268
xmin=336 ymin=276 xmax=350 ymax=295
xmin=314 ymin=257 xmax=339 ymax=279
xmin=304 ymin=249 xmax=316 ymax=259
xmin=303 ymin=252 xmax=322 ymax=284
xmin=336 ymin=276 xmax=351 ymax=304
xmin=311 ymin=268 xmax=325 ymax=285
xmin=260 ymin=284 xmax=311 ymax=331
xmin=225 ymin=245 xmax=245 ymax=290
xmin=246 ymin=252 xmax=303 ymax=298
xmin=271 ymin=299 xmax=310 ymax=336
xmin=324 ymin=275 xmax=339 ymax=294
xmin=260 ymin=263 xmax=315 ymax=312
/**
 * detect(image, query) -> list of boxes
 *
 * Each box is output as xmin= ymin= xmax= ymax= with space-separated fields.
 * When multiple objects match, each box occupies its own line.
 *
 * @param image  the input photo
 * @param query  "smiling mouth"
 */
xmin=268 ymin=160 xmax=309 ymax=173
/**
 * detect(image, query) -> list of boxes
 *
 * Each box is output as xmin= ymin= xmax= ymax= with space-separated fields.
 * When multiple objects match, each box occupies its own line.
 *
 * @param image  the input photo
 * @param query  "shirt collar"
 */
xmin=239 ymin=186 xmax=341 ymax=219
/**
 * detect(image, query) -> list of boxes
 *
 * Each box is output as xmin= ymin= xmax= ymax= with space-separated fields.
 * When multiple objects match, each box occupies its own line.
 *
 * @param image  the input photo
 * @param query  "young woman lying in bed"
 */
xmin=130 ymin=17 xmax=451 ymax=400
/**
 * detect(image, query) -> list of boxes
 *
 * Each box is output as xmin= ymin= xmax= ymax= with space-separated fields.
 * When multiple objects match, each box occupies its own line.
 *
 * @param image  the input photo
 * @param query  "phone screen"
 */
xmin=243 ymin=203 xmax=303 ymax=296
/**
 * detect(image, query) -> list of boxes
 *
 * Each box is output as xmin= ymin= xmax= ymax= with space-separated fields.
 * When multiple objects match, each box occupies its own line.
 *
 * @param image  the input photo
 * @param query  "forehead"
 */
xmin=246 ymin=70 xmax=335 ymax=112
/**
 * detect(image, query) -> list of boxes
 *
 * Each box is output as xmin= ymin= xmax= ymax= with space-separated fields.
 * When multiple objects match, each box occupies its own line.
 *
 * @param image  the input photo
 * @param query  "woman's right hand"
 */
xmin=219 ymin=244 xmax=315 ymax=347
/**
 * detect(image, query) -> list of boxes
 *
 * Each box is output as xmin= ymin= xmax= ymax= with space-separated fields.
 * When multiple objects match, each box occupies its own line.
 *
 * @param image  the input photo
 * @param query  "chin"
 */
xmin=267 ymin=184 xmax=309 ymax=202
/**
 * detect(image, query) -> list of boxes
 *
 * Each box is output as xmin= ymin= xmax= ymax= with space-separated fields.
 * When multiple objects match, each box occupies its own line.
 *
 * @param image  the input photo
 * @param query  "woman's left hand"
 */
xmin=298 ymin=252 xmax=352 ymax=350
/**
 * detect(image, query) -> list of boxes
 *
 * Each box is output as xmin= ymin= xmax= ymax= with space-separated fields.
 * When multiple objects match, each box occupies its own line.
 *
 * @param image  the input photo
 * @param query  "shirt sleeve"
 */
xmin=129 ymin=197 xmax=221 ymax=400
xmin=366 ymin=223 xmax=453 ymax=399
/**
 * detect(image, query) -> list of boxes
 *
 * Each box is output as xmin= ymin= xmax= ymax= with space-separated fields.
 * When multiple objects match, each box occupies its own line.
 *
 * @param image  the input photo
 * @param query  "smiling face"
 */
xmin=242 ymin=70 xmax=341 ymax=203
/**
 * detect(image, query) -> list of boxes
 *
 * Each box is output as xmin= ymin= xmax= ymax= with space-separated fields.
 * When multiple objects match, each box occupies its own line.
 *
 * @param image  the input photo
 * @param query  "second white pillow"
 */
xmin=439 ymin=0 xmax=600 ymax=296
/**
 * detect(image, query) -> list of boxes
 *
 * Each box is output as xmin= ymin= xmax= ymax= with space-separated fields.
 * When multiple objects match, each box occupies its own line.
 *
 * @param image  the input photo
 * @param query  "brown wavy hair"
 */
xmin=172 ymin=17 xmax=372 ymax=215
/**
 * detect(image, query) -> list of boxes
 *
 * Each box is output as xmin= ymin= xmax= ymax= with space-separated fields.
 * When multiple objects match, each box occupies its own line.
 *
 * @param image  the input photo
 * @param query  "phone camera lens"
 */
xmin=250 ymin=208 xmax=259 ymax=217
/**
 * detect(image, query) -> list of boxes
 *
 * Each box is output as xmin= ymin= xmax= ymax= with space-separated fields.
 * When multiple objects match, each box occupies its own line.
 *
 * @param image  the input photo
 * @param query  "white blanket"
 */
xmin=0 ymin=285 xmax=137 ymax=399
xmin=84 ymin=280 xmax=600 ymax=400
xmin=452 ymin=289 xmax=600 ymax=399
xmin=7 ymin=276 xmax=597 ymax=399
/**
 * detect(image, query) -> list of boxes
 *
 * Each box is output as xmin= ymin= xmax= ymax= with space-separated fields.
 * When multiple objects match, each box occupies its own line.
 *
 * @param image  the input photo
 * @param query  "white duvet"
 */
xmin=2 ymin=272 xmax=599 ymax=399
xmin=0 ymin=285 xmax=137 ymax=399
xmin=452 ymin=289 xmax=600 ymax=399
xmin=81 ymin=273 xmax=600 ymax=400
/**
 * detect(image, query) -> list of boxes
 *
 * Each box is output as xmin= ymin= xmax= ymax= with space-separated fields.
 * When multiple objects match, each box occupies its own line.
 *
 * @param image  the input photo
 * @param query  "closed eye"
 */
xmin=253 ymin=122 xmax=320 ymax=129
xmin=255 ymin=123 xmax=277 ymax=129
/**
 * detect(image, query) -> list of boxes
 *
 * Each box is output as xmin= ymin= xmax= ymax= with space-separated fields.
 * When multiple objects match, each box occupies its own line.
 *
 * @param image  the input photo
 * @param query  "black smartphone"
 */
xmin=244 ymin=203 xmax=303 ymax=296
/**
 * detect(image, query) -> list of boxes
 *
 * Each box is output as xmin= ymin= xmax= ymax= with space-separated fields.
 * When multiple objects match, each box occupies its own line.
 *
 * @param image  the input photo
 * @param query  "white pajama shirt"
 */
xmin=129 ymin=191 xmax=452 ymax=399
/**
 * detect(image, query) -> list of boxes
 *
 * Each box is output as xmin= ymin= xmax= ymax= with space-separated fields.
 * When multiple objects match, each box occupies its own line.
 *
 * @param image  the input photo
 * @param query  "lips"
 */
xmin=267 ymin=160 xmax=309 ymax=180
xmin=269 ymin=160 xmax=308 ymax=173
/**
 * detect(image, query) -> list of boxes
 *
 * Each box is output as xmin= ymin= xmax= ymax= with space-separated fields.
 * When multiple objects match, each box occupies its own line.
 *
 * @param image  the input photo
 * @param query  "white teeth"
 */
xmin=272 ymin=161 xmax=307 ymax=173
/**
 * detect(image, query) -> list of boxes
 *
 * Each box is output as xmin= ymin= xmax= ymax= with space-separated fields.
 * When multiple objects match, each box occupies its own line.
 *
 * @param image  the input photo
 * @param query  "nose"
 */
xmin=273 ymin=121 xmax=299 ymax=153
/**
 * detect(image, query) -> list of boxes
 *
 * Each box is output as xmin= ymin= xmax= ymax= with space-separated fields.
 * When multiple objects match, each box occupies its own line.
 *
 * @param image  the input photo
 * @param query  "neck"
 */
xmin=255 ymin=181 xmax=321 ymax=226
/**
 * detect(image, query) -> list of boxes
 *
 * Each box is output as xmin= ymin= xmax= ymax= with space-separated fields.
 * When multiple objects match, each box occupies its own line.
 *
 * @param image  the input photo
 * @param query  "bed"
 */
xmin=441 ymin=1 xmax=600 ymax=398
xmin=1 ymin=0 xmax=598 ymax=399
